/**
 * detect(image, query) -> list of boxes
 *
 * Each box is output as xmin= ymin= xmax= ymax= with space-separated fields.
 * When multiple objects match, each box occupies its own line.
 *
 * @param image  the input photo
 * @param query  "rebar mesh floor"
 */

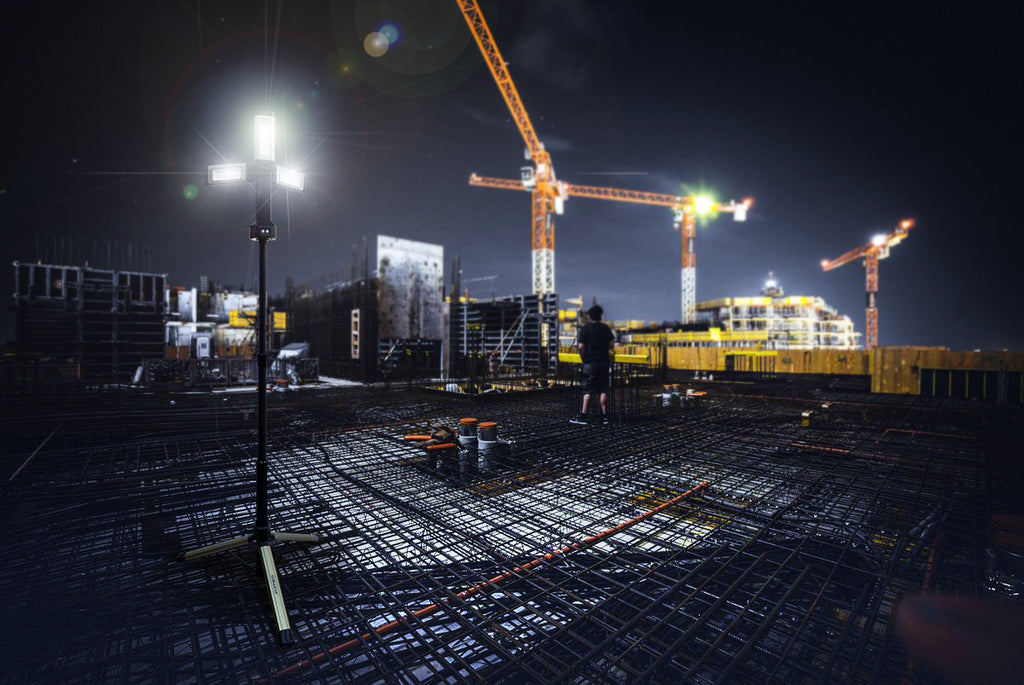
xmin=1 ymin=381 xmax=1021 ymax=684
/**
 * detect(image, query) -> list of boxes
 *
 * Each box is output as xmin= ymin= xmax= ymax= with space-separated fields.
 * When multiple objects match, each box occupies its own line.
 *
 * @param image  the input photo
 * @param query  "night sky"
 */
xmin=3 ymin=1 xmax=1021 ymax=350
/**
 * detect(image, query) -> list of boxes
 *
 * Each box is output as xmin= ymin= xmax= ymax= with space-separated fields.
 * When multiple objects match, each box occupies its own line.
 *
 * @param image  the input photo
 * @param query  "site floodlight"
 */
xmin=182 ymin=108 xmax=318 ymax=647
xmin=254 ymin=113 xmax=276 ymax=162
xmin=276 ymin=166 xmax=305 ymax=191
xmin=208 ymin=163 xmax=246 ymax=185
xmin=871 ymin=234 xmax=888 ymax=247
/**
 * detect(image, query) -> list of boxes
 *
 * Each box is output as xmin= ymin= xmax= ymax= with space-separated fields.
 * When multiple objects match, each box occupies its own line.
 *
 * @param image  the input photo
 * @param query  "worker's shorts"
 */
xmin=580 ymin=362 xmax=610 ymax=394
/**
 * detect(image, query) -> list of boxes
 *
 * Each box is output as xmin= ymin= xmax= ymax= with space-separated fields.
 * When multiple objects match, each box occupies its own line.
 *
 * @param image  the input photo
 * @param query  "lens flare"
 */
xmin=183 ymin=184 xmax=198 ymax=200
xmin=380 ymin=23 xmax=400 ymax=45
xmin=364 ymin=32 xmax=389 ymax=57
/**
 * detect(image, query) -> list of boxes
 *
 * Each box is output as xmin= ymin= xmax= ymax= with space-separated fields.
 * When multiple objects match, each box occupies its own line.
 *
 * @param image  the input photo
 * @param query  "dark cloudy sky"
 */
xmin=3 ymin=1 xmax=1021 ymax=350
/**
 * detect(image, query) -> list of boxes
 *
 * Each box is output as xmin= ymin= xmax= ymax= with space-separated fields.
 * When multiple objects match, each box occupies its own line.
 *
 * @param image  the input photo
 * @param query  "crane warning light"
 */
xmin=900 ymin=219 xmax=914 ymax=229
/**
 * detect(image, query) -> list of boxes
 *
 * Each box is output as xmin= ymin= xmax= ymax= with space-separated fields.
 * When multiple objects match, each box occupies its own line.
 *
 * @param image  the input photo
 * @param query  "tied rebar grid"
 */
xmin=0 ymin=382 xmax=1014 ymax=684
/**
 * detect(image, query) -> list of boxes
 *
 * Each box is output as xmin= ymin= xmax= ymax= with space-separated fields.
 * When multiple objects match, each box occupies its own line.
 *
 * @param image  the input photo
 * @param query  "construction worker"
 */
xmin=570 ymin=304 xmax=615 ymax=426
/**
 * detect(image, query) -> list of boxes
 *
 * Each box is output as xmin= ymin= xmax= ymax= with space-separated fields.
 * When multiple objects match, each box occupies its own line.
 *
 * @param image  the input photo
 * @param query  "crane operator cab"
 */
xmin=520 ymin=166 xmax=536 ymax=190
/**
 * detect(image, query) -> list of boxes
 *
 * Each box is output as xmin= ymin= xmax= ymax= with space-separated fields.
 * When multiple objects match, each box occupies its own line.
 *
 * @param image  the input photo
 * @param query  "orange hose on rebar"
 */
xmin=403 ymin=435 xmax=433 ymax=441
xmin=424 ymin=443 xmax=457 ymax=451
xmin=273 ymin=480 xmax=710 ymax=679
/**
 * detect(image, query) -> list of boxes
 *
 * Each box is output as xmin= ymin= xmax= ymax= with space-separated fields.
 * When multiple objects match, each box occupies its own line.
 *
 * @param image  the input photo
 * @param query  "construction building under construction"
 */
xmin=9 ymin=260 xmax=167 ymax=381
xmin=448 ymin=293 xmax=559 ymax=388
xmin=2 ymin=369 xmax=1022 ymax=683
xmin=621 ymin=276 xmax=860 ymax=353
xmin=695 ymin=276 xmax=860 ymax=350
xmin=287 ymin=236 xmax=446 ymax=383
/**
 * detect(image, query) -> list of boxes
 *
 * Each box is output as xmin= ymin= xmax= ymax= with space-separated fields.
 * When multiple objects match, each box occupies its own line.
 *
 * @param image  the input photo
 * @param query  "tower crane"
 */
xmin=457 ymin=0 xmax=567 ymax=297
xmin=821 ymin=219 xmax=915 ymax=349
xmin=469 ymin=174 xmax=752 ymax=324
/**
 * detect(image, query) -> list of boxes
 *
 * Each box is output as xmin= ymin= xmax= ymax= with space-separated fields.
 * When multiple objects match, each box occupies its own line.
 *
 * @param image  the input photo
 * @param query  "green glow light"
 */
xmin=183 ymin=184 xmax=199 ymax=200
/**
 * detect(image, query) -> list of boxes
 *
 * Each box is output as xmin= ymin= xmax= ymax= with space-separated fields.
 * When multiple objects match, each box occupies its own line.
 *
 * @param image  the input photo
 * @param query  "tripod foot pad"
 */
xmin=259 ymin=544 xmax=293 ymax=641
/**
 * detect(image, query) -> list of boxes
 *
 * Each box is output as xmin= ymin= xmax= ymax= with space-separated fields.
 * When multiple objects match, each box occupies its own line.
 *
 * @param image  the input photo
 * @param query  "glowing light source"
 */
xmin=254 ymin=114 xmax=276 ymax=162
xmin=694 ymin=195 xmax=715 ymax=216
xmin=183 ymin=184 xmax=199 ymax=200
xmin=871 ymin=234 xmax=888 ymax=247
xmin=900 ymin=219 xmax=914 ymax=229
xmin=276 ymin=166 xmax=305 ymax=191
xmin=208 ymin=163 xmax=246 ymax=185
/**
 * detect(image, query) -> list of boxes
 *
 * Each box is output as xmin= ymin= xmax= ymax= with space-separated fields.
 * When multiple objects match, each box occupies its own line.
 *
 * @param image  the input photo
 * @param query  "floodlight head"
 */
xmin=276 ymin=166 xmax=305 ymax=191
xmin=254 ymin=113 xmax=276 ymax=162
xmin=871 ymin=234 xmax=888 ymax=247
xmin=208 ymin=163 xmax=246 ymax=185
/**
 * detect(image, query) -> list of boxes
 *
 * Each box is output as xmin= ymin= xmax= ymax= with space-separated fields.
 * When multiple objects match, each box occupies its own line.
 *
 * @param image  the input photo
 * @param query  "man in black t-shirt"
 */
xmin=570 ymin=304 xmax=615 ymax=425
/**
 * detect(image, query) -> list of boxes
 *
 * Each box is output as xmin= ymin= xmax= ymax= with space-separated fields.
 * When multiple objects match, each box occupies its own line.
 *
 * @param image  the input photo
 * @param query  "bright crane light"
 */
xmin=694 ymin=195 xmax=715 ymax=216
xmin=254 ymin=113 xmax=276 ymax=162
xmin=871 ymin=234 xmax=888 ymax=247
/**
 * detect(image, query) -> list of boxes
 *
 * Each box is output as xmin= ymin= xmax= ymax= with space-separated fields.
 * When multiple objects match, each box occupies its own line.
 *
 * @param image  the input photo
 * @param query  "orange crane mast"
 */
xmin=457 ymin=0 xmax=567 ymax=297
xmin=470 ymin=174 xmax=752 ymax=324
xmin=821 ymin=219 xmax=915 ymax=349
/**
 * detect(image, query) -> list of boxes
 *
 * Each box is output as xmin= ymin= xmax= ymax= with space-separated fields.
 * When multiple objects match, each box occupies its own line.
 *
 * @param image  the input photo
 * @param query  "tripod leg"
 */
xmin=258 ymin=544 xmax=294 ymax=644
xmin=177 ymin=535 xmax=251 ymax=563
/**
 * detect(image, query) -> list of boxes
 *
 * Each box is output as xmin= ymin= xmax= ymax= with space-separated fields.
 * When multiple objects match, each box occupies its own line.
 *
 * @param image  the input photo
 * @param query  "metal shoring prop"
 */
xmin=178 ymin=112 xmax=318 ymax=645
